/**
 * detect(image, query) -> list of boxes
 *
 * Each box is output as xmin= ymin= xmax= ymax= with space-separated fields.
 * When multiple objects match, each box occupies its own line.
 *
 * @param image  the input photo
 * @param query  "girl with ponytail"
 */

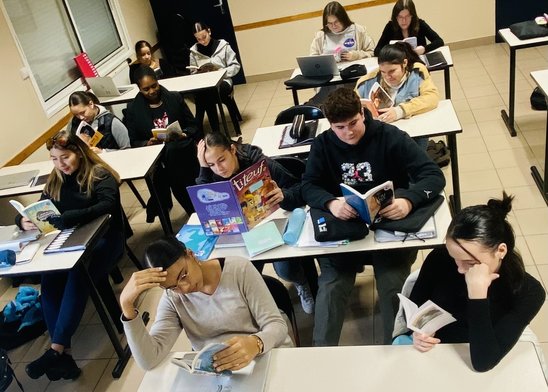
xmin=394 ymin=193 xmax=545 ymax=372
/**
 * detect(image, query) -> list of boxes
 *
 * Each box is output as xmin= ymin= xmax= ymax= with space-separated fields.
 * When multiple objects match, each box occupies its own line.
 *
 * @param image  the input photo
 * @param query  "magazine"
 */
xmin=171 ymin=342 xmax=256 ymax=376
xmin=389 ymin=36 xmax=418 ymax=49
xmin=175 ymin=225 xmax=218 ymax=260
xmin=397 ymin=294 xmax=456 ymax=335
xmin=340 ymin=180 xmax=394 ymax=225
xmin=9 ymin=199 xmax=61 ymax=234
xmin=75 ymin=121 xmax=103 ymax=147
xmin=187 ymin=159 xmax=279 ymax=236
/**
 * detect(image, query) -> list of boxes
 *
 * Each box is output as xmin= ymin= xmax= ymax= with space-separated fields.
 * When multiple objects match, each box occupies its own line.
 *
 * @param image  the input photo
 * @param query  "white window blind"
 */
xmin=2 ymin=0 xmax=129 ymax=115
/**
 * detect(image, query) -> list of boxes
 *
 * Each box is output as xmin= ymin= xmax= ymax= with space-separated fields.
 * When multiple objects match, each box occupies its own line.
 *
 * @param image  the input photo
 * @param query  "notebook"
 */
xmin=43 ymin=215 xmax=109 ymax=254
xmin=242 ymin=221 xmax=285 ymax=257
xmin=297 ymin=54 xmax=339 ymax=77
xmin=0 ymin=170 xmax=39 ymax=190
xmin=86 ymin=77 xmax=132 ymax=97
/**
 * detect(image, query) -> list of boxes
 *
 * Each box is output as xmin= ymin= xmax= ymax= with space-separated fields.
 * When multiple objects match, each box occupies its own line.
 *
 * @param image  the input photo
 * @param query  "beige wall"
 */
xmin=0 ymin=0 xmax=157 ymax=166
xmin=231 ymin=0 xmax=495 ymax=75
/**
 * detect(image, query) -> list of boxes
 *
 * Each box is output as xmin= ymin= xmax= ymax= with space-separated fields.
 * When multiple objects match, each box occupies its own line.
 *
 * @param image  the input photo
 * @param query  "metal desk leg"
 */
xmin=216 ymin=88 xmax=231 ymax=137
xmin=447 ymin=133 xmax=461 ymax=214
xmin=126 ymin=180 xmax=146 ymax=209
xmin=531 ymin=104 xmax=548 ymax=205
xmin=443 ymin=68 xmax=451 ymax=99
xmin=501 ymin=48 xmax=517 ymax=137
xmin=144 ymin=171 xmax=173 ymax=235
xmin=292 ymin=89 xmax=300 ymax=105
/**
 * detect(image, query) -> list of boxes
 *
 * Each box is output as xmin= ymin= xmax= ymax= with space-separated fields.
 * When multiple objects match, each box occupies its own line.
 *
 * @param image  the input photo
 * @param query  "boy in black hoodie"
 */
xmin=302 ymin=88 xmax=445 ymax=346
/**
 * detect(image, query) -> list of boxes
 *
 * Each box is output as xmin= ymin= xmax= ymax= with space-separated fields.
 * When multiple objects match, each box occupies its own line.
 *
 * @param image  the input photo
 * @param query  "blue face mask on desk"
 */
xmin=0 ymin=250 xmax=16 ymax=268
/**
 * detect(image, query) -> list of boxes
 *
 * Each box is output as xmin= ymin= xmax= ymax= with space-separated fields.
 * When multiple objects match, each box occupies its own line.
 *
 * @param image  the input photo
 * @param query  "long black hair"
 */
xmin=204 ymin=131 xmax=246 ymax=161
xmin=390 ymin=0 xmax=420 ymax=36
xmin=378 ymin=42 xmax=424 ymax=72
xmin=144 ymin=236 xmax=187 ymax=270
xmin=447 ymin=192 xmax=525 ymax=293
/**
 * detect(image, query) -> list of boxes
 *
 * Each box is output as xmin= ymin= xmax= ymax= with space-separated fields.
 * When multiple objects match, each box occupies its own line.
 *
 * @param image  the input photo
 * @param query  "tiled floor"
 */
xmin=3 ymin=41 xmax=548 ymax=391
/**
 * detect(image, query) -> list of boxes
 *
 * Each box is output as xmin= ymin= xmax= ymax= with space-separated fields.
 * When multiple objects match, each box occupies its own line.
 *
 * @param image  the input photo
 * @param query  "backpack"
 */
xmin=427 ymin=140 xmax=451 ymax=168
xmin=0 ymin=348 xmax=23 ymax=391
xmin=530 ymin=87 xmax=547 ymax=111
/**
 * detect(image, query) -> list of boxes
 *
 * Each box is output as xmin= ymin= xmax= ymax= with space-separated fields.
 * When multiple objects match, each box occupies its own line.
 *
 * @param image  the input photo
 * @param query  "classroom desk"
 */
xmin=187 ymin=193 xmax=451 ymax=262
xmin=498 ymin=29 xmax=548 ymax=137
xmin=529 ymin=69 xmax=548 ymax=205
xmin=138 ymin=342 xmax=548 ymax=391
xmin=286 ymin=46 xmax=454 ymax=105
xmin=252 ymin=99 xmax=463 ymax=213
xmin=94 ymin=69 xmax=234 ymax=137
xmin=0 ymin=216 xmax=142 ymax=378
xmin=0 ymin=145 xmax=174 ymax=234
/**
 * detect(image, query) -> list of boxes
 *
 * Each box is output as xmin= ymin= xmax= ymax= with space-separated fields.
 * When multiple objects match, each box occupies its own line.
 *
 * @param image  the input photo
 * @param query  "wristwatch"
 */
xmin=252 ymin=335 xmax=264 ymax=354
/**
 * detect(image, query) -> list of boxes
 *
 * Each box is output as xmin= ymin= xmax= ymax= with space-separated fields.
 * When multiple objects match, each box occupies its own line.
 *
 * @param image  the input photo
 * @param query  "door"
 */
xmin=495 ymin=0 xmax=547 ymax=41
xmin=149 ymin=0 xmax=246 ymax=84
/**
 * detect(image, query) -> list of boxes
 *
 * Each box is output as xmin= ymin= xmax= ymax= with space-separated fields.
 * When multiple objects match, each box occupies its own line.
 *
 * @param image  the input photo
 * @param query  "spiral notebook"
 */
xmin=43 ymin=215 xmax=109 ymax=254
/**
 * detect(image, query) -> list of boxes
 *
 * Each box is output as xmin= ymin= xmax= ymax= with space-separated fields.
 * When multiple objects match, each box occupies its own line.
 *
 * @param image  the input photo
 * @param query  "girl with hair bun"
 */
xmin=394 ymin=192 xmax=545 ymax=372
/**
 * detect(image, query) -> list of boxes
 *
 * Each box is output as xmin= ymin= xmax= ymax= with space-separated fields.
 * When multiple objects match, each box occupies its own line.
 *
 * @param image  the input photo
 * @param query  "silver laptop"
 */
xmin=86 ymin=77 xmax=132 ymax=97
xmin=0 ymin=170 xmax=39 ymax=191
xmin=297 ymin=54 xmax=339 ymax=77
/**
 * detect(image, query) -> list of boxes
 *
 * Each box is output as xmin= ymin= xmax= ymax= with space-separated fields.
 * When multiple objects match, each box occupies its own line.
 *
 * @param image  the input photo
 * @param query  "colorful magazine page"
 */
xmin=230 ymin=159 xmax=279 ymax=230
xmin=175 ymin=225 xmax=218 ymax=260
xmin=187 ymin=181 xmax=247 ymax=236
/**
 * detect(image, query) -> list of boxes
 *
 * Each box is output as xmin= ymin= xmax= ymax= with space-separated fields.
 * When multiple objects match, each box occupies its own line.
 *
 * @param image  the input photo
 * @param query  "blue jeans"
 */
xmin=272 ymin=259 xmax=307 ymax=285
xmin=40 ymin=231 xmax=124 ymax=348
xmin=413 ymin=137 xmax=428 ymax=150
xmin=313 ymin=249 xmax=416 ymax=346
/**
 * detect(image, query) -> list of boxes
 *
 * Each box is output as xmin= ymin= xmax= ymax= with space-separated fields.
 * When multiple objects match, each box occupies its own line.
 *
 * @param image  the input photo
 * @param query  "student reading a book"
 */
xmin=129 ymin=40 xmax=176 ymax=84
xmin=308 ymin=1 xmax=375 ymax=105
xmin=196 ymin=132 xmax=316 ymax=314
xmin=394 ymin=193 xmax=545 ymax=372
xmin=374 ymin=0 xmax=444 ymax=57
xmin=125 ymin=65 xmax=202 ymax=220
xmin=190 ymin=22 xmax=242 ymax=135
xmin=120 ymin=236 xmax=293 ymax=371
xmin=15 ymin=131 xmax=125 ymax=381
xmin=67 ymin=91 xmax=131 ymax=152
xmin=301 ymin=88 xmax=444 ymax=346
xmin=355 ymin=42 xmax=439 ymax=148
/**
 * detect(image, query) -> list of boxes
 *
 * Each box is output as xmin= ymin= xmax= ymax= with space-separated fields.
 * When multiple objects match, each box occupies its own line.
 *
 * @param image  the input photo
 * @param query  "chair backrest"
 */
xmin=262 ymin=275 xmax=301 ymax=346
xmin=274 ymin=105 xmax=325 ymax=125
xmin=272 ymin=156 xmax=306 ymax=179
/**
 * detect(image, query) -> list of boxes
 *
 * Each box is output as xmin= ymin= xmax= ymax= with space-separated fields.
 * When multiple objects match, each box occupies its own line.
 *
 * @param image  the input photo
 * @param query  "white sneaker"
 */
xmin=296 ymin=283 xmax=315 ymax=314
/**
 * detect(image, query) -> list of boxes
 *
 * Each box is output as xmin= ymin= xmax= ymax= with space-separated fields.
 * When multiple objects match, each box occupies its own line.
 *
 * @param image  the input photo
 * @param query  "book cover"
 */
xmin=152 ymin=121 xmax=183 ymax=141
xmin=340 ymin=180 xmax=394 ymax=225
xmin=241 ymin=220 xmax=285 ymax=257
xmin=175 ymin=225 xmax=217 ymax=260
xmin=73 ymin=52 xmax=99 ymax=78
xmin=397 ymin=294 xmax=456 ymax=335
xmin=187 ymin=159 xmax=278 ymax=236
xmin=76 ymin=121 xmax=103 ymax=147
xmin=369 ymin=82 xmax=394 ymax=110
xmin=43 ymin=215 xmax=109 ymax=254
xmin=422 ymin=51 xmax=447 ymax=69
xmin=9 ymin=199 xmax=60 ymax=234
xmin=230 ymin=159 xmax=279 ymax=230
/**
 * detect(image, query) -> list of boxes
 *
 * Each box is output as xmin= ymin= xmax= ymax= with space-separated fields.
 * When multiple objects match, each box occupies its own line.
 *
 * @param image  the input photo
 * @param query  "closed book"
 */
xmin=43 ymin=215 xmax=109 ymax=254
xmin=242 ymin=221 xmax=284 ymax=257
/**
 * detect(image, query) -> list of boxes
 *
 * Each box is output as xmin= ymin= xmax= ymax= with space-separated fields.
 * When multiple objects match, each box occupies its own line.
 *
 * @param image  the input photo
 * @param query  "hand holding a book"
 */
xmin=146 ymin=137 xmax=163 ymax=146
xmin=120 ymin=267 xmax=167 ymax=319
xmin=327 ymin=197 xmax=359 ymax=220
xmin=377 ymin=107 xmax=398 ymax=123
xmin=212 ymin=335 xmax=260 ymax=372
xmin=412 ymin=331 xmax=440 ymax=352
xmin=378 ymin=198 xmax=412 ymax=220
xmin=465 ymin=263 xmax=499 ymax=299
xmin=197 ymin=139 xmax=208 ymax=167
xmin=20 ymin=217 xmax=38 ymax=231
xmin=264 ymin=180 xmax=284 ymax=208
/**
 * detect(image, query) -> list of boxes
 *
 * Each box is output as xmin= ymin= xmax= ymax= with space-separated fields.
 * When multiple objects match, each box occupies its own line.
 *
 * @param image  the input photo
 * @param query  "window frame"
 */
xmin=0 ymin=0 xmax=132 ymax=117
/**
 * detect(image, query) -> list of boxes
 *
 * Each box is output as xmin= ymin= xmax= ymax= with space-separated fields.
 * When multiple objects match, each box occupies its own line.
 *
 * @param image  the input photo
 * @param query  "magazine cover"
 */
xmin=187 ymin=181 xmax=248 ymax=236
xmin=230 ymin=159 xmax=279 ymax=230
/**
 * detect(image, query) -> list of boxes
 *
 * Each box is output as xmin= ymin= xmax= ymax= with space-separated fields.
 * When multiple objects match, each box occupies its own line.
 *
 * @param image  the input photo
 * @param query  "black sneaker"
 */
xmin=45 ymin=353 xmax=81 ymax=381
xmin=25 ymin=348 xmax=60 ymax=379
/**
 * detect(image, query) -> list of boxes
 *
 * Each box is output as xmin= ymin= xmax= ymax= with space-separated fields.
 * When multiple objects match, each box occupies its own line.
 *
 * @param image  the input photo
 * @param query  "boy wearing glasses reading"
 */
xmin=120 ymin=236 xmax=293 ymax=372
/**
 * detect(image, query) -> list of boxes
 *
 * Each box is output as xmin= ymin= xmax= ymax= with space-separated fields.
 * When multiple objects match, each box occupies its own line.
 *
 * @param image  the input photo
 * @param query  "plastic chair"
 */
xmin=262 ymin=275 xmax=301 ymax=346
xmin=274 ymin=105 xmax=325 ymax=125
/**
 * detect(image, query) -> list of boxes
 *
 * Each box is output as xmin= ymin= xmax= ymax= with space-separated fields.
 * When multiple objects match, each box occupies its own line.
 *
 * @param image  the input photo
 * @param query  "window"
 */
xmin=2 ymin=0 xmax=131 ymax=116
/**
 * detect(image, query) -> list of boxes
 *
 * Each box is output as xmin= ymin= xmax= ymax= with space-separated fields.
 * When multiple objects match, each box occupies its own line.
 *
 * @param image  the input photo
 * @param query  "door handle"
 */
xmin=213 ymin=0 xmax=225 ymax=14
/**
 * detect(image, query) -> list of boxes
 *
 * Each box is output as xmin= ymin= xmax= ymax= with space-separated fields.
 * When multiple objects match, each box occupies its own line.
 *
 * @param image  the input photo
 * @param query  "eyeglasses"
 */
xmin=46 ymin=132 xmax=70 ymax=150
xmin=326 ymin=20 xmax=340 ymax=28
xmin=163 ymin=264 xmax=189 ymax=291
xmin=397 ymin=14 xmax=412 ymax=21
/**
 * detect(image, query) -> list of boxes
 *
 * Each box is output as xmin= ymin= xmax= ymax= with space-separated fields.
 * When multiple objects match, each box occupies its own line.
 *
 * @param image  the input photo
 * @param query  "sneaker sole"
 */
xmin=46 ymin=367 xmax=82 ymax=381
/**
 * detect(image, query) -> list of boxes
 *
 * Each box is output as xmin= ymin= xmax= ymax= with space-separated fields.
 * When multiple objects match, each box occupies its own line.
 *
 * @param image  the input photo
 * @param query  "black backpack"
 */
xmin=530 ymin=87 xmax=547 ymax=111
xmin=427 ymin=140 xmax=451 ymax=167
xmin=0 ymin=348 xmax=23 ymax=391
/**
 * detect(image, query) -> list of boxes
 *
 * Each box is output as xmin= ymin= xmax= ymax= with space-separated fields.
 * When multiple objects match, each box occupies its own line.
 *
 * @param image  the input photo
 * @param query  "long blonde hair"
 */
xmin=44 ymin=131 xmax=120 ymax=201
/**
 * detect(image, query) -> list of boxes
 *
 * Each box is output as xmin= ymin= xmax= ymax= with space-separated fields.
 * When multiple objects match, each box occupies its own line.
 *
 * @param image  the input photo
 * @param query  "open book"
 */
xmin=397 ymin=294 xmax=456 ymax=335
xmin=389 ymin=36 xmax=418 ymax=49
xmin=75 ymin=121 xmax=103 ymax=147
xmin=340 ymin=180 xmax=394 ymax=225
xmin=9 ymin=199 xmax=60 ymax=234
xmin=360 ymin=82 xmax=394 ymax=118
xmin=171 ymin=342 xmax=255 ymax=376
xmin=152 ymin=120 xmax=184 ymax=141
